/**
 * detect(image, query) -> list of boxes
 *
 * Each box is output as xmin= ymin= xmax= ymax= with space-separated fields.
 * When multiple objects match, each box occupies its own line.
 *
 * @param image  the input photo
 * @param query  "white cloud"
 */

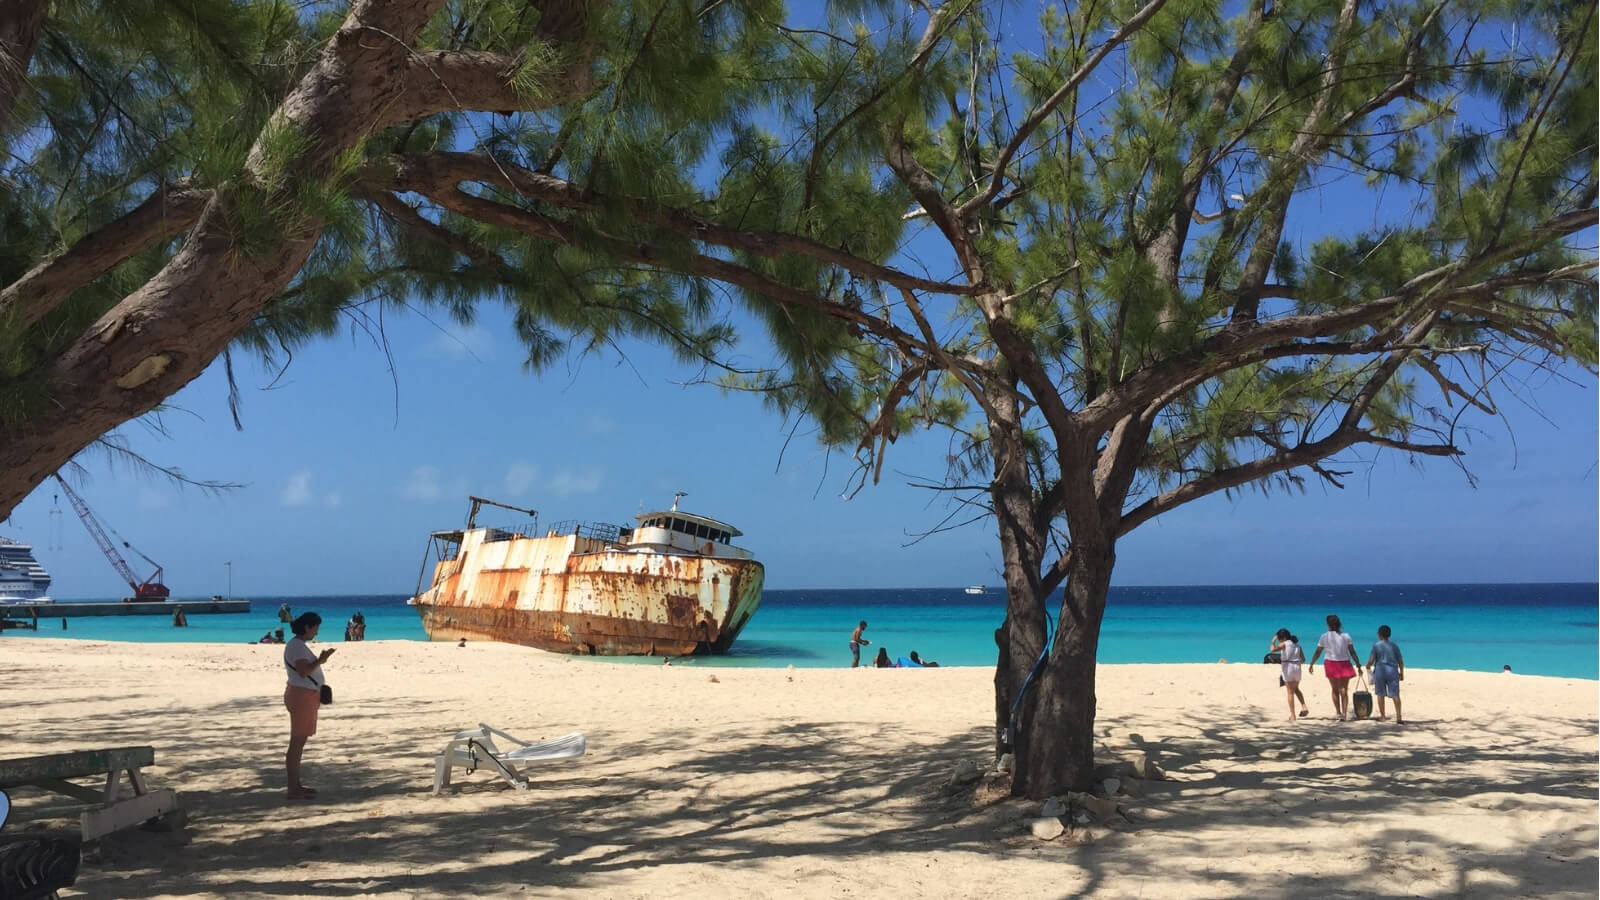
xmin=324 ymin=493 xmax=343 ymax=508
xmin=282 ymin=470 xmax=314 ymax=507
xmin=400 ymin=466 xmax=442 ymax=501
xmin=504 ymin=462 xmax=539 ymax=496
xmin=424 ymin=322 xmax=495 ymax=360
xmin=546 ymin=468 xmax=603 ymax=498
xmin=584 ymin=414 xmax=617 ymax=435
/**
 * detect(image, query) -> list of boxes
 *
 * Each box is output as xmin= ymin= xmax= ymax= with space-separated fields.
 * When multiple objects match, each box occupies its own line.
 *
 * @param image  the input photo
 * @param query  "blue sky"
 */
xmin=3 ymin=293 xmax=1594 ymax=600
xmin=2 ymin=6 xmax=1595 ymax=599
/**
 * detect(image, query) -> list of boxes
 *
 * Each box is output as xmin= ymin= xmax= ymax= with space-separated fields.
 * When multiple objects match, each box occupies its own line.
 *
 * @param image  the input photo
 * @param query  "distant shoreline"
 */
xmin=39 ymin=579 xmax=1600 ymax=601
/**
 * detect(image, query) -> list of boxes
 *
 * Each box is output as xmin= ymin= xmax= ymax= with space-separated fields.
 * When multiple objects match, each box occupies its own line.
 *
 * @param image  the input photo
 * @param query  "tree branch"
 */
xmin=363 ymin=189 xmax=505 ymax=266
xmin=403 ymin=180 xmax=939 ymax=358
xmin=382 ymin=151 xmax=979 ymax=297
xmin=958 ymin=0 xmax=1171 ymax=217
xmin=0 ymin=178 xmax=212 ymax=329
xmin=1084 ymin=209 xmax=1599 ymax=428
xmin=1116 ymin=424 xmax=1461 ymax=536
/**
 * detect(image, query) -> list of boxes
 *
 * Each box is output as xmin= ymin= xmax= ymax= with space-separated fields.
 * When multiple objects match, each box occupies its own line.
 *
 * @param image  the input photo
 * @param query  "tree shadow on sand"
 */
xmin=9 ymin=684 xmax=1596 ymax=898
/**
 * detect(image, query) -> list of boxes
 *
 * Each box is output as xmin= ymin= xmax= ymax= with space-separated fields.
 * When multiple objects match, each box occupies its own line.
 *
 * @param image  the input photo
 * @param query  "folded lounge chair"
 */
xmin=432 ymin=723 xmax=586 ymax=795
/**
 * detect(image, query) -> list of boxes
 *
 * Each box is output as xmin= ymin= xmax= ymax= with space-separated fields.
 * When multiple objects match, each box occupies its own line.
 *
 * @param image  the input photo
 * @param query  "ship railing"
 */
xmin=481 ymin=523 xmax=540 ymax=543
xmin=542 ymin=520 xmax=622 ymax=543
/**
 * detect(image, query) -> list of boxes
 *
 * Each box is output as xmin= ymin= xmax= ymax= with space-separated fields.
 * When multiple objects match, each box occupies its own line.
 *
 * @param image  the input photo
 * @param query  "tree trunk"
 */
xmin=0 ymin=0 xmax=451 ymax=519
xmin=1001 ymin=536 xmax=1115 ymax=800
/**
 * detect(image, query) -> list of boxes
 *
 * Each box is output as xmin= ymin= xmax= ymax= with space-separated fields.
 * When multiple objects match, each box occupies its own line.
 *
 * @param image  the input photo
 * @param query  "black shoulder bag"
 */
xmin=288 ymin=659 xmax=333 ymax=705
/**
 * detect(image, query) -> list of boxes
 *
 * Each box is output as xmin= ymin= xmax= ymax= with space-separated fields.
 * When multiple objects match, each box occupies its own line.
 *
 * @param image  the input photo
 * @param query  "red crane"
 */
xmin=52 ymin=475 xmax=170 ymax=601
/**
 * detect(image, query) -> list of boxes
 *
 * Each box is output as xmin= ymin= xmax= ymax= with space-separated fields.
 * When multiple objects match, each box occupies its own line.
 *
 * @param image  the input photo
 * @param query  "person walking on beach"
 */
xmin=1364 ymin=625 xmax=1405 ymax=724
xmin=1272 ymin=628 xmax=1310 ymax=721
xmin=1309 ymin=614 xmax=1359 ymax=720
xmin=849 ymin=621 xmax=871 ymax=668
xmin=283 ymin=612 xmax=335 ymax=800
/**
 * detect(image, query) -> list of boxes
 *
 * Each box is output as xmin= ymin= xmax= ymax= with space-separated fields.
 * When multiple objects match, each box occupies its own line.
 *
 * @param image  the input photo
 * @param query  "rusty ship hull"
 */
xmin=412 ymin=527 xmax=765 ymax=656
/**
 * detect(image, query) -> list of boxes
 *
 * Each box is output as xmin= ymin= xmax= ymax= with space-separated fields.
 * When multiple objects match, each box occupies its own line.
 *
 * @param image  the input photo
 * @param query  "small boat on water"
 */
xmin=964 ymin=585 xmax=986 ymax=595
xmin=410 ymin=494 xmax=764 ymax=656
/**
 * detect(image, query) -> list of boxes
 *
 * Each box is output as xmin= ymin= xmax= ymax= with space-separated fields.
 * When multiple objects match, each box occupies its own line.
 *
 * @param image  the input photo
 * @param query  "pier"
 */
xmin=0 ymin=598 xmax=250 ymax=623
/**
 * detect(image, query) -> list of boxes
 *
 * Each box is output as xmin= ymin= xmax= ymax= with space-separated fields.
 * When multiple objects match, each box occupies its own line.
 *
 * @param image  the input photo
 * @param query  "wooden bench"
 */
xmin=0 ymin=747 xmax=183 ymax=840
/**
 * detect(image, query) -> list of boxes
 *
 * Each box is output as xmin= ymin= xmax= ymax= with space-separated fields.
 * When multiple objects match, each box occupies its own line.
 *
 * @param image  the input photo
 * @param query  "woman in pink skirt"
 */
xmin=1309 ymin=614 xmax=1358 ymax=721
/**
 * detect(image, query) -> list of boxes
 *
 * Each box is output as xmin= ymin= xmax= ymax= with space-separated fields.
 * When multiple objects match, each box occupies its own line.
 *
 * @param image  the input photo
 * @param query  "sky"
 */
xmin=3 ymin=293 xmax=1594 ymax=600
xmin=2 ymin=6 xmax=1596 ymax=600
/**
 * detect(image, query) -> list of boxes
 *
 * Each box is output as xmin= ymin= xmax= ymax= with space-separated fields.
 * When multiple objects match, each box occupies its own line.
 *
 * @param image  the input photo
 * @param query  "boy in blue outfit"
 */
xmin=1363 ymin=625 xmax=1405 ymax=724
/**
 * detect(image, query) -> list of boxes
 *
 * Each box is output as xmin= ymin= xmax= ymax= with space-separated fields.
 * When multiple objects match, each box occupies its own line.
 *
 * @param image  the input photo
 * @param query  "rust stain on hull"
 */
xmin=411 ymin=521 xmax=764 ymax=656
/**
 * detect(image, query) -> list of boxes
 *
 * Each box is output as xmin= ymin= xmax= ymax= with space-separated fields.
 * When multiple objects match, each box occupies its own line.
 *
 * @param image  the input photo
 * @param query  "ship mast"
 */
xmin=465 ymin=496 xmax=538 ymax=530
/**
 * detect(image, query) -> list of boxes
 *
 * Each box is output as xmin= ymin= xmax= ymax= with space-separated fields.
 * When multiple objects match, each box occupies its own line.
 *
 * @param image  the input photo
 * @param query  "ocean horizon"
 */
xmin=6 ymin=582 xmax=1595 ymax=679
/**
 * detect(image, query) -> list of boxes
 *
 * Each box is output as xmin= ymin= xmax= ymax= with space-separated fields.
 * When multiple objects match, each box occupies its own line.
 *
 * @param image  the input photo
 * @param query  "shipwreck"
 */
xmin=409 ymin=494 xmax=764 ymax=656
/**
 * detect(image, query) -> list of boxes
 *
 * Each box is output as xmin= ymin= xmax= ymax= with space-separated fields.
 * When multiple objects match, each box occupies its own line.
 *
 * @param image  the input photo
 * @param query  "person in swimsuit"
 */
xmin=849 ymin=621 xmax=870 ymax=668
xmin=1309 ymin=614 xmax=1358 ymax=721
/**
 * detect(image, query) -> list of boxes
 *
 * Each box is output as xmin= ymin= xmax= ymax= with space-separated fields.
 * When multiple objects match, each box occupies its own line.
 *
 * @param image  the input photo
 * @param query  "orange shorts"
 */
xmin=285 ymin=685 xmax=320 ymax=737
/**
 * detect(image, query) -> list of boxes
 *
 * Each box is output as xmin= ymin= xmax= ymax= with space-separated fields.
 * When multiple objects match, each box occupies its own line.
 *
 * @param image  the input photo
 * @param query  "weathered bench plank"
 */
xmin=0 ymin=748 xmax=154 ymax=785
xmin=80 ymin=789 xmax=178 ymax=841
xmin=0 ymin=747 xmax=180 ymax=841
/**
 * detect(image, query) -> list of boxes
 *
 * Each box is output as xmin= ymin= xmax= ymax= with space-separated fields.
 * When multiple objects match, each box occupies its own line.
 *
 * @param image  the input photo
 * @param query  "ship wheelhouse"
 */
xmin=622 ymin=510 xmax=753 ymax=561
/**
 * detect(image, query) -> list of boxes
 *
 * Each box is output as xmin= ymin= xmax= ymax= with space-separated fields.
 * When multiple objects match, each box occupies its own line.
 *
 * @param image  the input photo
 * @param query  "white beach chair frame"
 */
xmin=432 ymin=723 xmax=586 ymax=795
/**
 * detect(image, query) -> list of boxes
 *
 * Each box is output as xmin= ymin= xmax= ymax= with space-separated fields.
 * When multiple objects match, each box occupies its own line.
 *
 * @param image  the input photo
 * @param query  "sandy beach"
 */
xmin=0 ymin=638 xmax=1594 ymax=899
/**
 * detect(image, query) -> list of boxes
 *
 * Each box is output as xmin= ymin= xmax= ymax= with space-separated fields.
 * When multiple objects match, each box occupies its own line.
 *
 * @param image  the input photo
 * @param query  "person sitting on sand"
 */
xmin=259 ymin=631 xmax=276 ymax=644
xmin=1309 ymin=614 xmax=1358 ymax=721
xmin=1364 ymin=625 xmax=1405 ymax=724
xmin=272 ymin=628 xmax=286 ymax=644
xmin=873 ymin=647 xmax=894 ymax=668
xmin=1271 ymin=628 xmax=1310 ymax=721
xmin=909 ymin=651 xmax=939 ymax=668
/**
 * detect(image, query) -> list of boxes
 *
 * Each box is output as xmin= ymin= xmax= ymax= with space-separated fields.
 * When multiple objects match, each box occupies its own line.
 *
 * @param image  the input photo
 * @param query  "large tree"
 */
xmin=1 ymin=0 xmax=1594 ymax=802
xmin=718 ymin=0 xmax=1597 ymax=798
xmin=0 ymin=0 xmax=798 ymax=510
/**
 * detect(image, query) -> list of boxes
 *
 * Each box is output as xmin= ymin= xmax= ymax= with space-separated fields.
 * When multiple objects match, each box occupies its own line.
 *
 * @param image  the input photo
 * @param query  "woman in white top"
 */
xmin=284 ymin=612 xmax=335 ymax=800
xmin=1271 ymin=628 xmax=1309 ymax=721
xmin=1308 ymin=614 xmax=1358 ymax=721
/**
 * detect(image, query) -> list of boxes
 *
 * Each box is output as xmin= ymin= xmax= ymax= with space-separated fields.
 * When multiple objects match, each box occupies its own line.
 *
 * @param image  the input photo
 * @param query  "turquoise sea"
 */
xmin=4 ymin=583 xmax=1595 ymax=679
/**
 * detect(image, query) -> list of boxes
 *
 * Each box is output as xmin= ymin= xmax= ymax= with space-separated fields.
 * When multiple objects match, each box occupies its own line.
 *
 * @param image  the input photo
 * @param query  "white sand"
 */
xmin=0 ymin=638 xmax=1594 ymax=898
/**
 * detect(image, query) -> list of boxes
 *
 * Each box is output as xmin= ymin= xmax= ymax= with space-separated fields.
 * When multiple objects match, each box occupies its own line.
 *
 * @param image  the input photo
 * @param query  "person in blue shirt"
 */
xmin=1363 ymin=625 xmax=1405 ymax=724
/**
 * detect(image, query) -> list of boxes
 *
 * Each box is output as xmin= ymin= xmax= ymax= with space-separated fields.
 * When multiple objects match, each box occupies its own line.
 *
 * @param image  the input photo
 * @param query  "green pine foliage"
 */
xmin=0 ymin=0 xmax=1592 ymax=540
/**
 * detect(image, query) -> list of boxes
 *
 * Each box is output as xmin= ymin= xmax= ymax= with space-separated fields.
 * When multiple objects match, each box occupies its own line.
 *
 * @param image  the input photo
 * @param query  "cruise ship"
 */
xmin=0 ymin=536 xmax=52 ymax=604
